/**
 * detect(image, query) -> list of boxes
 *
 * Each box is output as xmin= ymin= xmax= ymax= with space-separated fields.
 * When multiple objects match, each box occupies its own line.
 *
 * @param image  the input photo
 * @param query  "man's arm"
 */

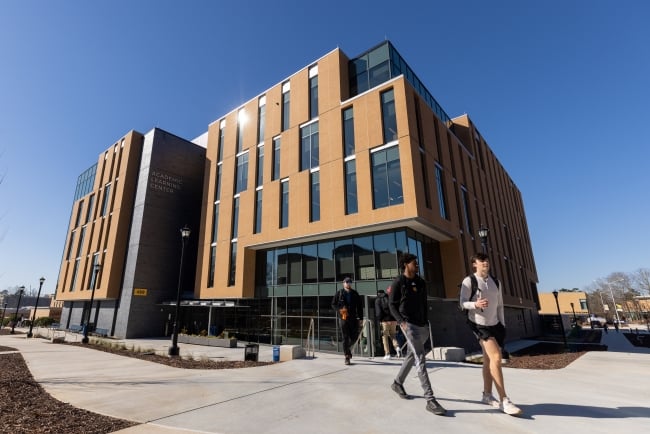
xmin=388 ymin=280 xmax=406 ymax=323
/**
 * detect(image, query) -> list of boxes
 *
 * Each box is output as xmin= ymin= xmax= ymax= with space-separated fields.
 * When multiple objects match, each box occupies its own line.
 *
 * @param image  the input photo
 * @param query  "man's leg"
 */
xmin=480 ymin=337 xmax=506 ymax=399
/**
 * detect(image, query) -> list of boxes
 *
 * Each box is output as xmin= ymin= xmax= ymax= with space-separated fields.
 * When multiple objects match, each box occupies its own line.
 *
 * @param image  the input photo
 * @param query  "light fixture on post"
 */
xmin=478 ymin=226 xmax=489 ymax=254
xmin=570 ymin=302 xmax=577 ymax=324
xmin=10 ymin=286 xmax=25 ymax=334
xmin=552 ymin=290 xmax=568 ymax=349
xmin=169 ymin=225 xmax=191 ymax=357
xmin=606 ymin=279 xmax=623 ymax=325
xmin=27 ymin=277 xmax=46 ymax=338
xmin=82 ymin=263 xmax=101 ymax=344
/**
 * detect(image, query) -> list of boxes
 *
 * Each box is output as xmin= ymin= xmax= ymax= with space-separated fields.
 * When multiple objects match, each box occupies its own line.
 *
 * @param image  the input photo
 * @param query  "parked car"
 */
xmin=587 ymin=315 xmax=607 ymax=327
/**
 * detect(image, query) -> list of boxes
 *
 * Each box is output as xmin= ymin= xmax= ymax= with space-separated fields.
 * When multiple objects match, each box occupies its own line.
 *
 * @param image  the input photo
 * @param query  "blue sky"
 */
xmin=1 ymin=0 xmax=649 ymax=296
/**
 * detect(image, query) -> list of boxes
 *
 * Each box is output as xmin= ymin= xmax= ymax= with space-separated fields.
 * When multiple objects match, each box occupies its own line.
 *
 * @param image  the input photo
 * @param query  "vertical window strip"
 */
xmin=234 ymin=152 xmax=249 ymax=194
xmin=101 ymin=184 xmax=111 ymax=216
xmin=228 ymin=241 xmax=237 ymax=286
xmin=258 ymin=97 xmax=266 ymax=144
xmin=217 ymin=120 xmax=225 ymax=163
xmin=208 ymin=245 xmax=216 ymax=287
xmin=381 ymin=89 xmax=397 ymax=143
xmin=231 ymin=196 xmax=240 ymax=239
xmin=85 ymin=194 xmax=95 ymax=223
xmin=254 ymin=189 xmax=263 ymax=234
xmin=256 ymin=144 xmax=264 ymax=187
xmin=310 ymin=171 xmax=320 ymax=222
xmin=371 ymin=145 xmax=403 ymax=209
xmin=420 ymin=150 xmax=431 ymax=209
xmin=282 ymin=82 xmax=290 ymax=132
xmin=280 ymin=179 xmax=289 ymax=228
xmin=300 ymin=121 xmax=319 ymax=171
xmin=460 ymin=186 xmax=472 ymax=233
xmin=342 ymin=107 xmax=355 ymax=157
xmin=344 ymin=159 xmax=358 ymax=214
xmin=211 ymin=203 xmax=220 ymax=244
xmin=309 ymin=74 xmax=318 ymax=120
xmin=272 ymin=137 xmax=281 ymax=181
xmin=435 ymin=164 xmax=449 ymax=220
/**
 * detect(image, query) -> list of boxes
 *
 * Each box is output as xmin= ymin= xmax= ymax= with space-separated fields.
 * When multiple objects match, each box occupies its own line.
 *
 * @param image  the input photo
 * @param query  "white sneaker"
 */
xmin=396 ymin=349 xmax=402 ymax=358
xmin=500 ymin=397 xmax=522 ymax=416
xmin=481 ymin=392 xmax=500 ymax=408
xmin=383 ymin=354 xmax=392 ymax=360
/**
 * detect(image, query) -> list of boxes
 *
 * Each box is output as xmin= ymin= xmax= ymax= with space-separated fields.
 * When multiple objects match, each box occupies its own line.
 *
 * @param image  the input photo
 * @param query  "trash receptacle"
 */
xmin=244 ymin=343 xmax=259 ymax=361
xmin=272 ymin=345 xmax=280 ymax=362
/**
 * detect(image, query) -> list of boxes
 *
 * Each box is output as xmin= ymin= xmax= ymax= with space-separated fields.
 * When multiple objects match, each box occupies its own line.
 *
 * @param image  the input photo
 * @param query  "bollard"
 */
xmin=272 ymin=345 xmax=280 ymax=362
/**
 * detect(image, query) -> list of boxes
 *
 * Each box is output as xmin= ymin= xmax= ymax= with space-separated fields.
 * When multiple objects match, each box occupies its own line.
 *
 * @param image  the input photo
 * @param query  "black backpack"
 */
xmin=459 ymin=274 xmax=500 ymax=316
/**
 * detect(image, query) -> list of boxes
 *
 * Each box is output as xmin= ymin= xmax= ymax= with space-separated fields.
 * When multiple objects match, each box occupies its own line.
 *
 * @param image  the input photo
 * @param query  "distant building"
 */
xmin=54 ymin=41 xmax=540 ymax=352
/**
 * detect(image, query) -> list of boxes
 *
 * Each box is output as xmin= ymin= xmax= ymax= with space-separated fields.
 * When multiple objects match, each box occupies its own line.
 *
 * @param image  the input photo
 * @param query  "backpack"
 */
xmin=459 ymin=274 xmax=500 ymax=316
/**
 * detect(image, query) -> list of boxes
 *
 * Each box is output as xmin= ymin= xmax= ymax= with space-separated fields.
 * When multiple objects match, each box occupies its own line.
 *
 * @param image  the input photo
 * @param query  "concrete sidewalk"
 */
xmin=2 ymin=329 xmax=649 ymax=434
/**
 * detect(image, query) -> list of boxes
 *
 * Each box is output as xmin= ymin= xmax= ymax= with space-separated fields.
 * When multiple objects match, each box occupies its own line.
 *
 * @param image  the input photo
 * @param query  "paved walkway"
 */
xmin=2 ymin=327 xmax=649 ymax=434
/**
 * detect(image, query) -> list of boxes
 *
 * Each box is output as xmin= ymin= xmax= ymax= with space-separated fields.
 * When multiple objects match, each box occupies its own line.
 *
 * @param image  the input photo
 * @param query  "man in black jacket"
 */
xmin=388 ymin=253 xmax=446 ymax=416
xmin=375 ymin=287 xmax=400 ymax=359
xmin=332 ymin=277 xmax=363 ymax=365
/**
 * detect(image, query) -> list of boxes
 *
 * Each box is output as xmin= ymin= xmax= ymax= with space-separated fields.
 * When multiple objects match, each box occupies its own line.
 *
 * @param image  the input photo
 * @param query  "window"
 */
xmin=318 ymin=241 xmax=335 ymax=282
xmin=280 ymin=179 xmax=289 ymax=228
xmin=254 ymin=189 xmax=263 ymax=234
xmin=228 ymin=241 xmax=237 ymax=286
xmin=310 ymin=171 xmax=320 ymax=222
xmin=272 ymin=137 xmax=281 ymax=181
xmin=371 ymin=145 xmax=403 ymax=208
xmin=231 ymin=196 xmax=240 ymax=239
xmin=217 ymin=120 xmax=225 ymax=163
xmin=354 ymin=236 xmax=375 ymax=280
xmin=66 ymin=231 xmax=76 ymax=261
xmin=302 ymin=243 xmax=318 ymax=283
xmin=256 ymin=144 xmax=264 ymax=187
xmin=420 ymin=149 xmax=431 ymax=209
xmin=309 ymin=66 xmax=318 ymax=119
xmin=70 ymin=259 xmax=80 ymax=292
xmin=208 ymin=246 xmax=216 ymax=288
xmin=281 ymin=81 xmax=290 ymax=131
xmin=76 ymin=227 xmax=86 ymax=258
xmin=211 ymin=203 xmax=220 ymax=243
xmin=101 ymin=184 xmax=111 ymax=216
xmin=234 ymin=152 xmax=248 ymax=194
xmin=381 ymin=89 xmax=397 ymax=143
xmin=215 ymin=165 xmax=222 ymax=201
xmin=257 ymin=96 xmax=266 ymax=144
xmin=236 ymin=109 xmax=246 ymax=154
xmin=435 ymin=163 xmax=449 ymax=220
xmin=74 ymin=200 xmax=84 ymax=227
xmin=460 ymin=186 xmax=472 ymax=233
xmin=344 ymin=159 xmax=358 ymax=214
xmin=85 ymin=194 xmax=95 ymax=223
xmin=300 ymin=121 xmax=319 ymax=171
xmin=342 ymin=107 xmax=355 ymax=157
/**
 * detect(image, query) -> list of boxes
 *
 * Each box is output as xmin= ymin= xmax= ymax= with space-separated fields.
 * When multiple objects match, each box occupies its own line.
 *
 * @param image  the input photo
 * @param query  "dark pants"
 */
xmin=340 ymin=319 xmax=359 ymax=358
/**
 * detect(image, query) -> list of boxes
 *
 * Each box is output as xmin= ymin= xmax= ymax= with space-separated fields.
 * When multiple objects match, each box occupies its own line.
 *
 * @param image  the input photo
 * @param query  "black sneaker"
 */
xmin=426 ymin=398 xmax=447 ymax=416
xmin=391 ymin=381 xmax=412 ymax=400
xmin=344 ymin=357 xmax=351 ymax=365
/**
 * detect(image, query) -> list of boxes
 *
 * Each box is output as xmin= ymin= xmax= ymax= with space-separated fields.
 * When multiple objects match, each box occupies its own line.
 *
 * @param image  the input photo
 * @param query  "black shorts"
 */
xmin=467 ymin=320 xmax=505 ymax=348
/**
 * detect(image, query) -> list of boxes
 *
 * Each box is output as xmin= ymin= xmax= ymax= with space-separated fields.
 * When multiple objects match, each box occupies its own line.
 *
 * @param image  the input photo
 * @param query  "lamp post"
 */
xmin=606 ymin=279 xmax=623 ymax=325
xmin=1 ymin=303 xmax=7 ymax=329
xmin=478 ymin=225 xmax=489 ymax=254
xmin=169 ymin=226 xmax=191 ymax=357
xmin=552 ymin=290 xmax=568 ymax=349
xmin=82 ymin=263 xmax=101 ymax=344
xmin=570 ymin=302 xmax=577 ymax=324
xmin=10 ymin=286 xmax=25 ymax=334
xmin=27 ymin=277 xmax=45 ymax=338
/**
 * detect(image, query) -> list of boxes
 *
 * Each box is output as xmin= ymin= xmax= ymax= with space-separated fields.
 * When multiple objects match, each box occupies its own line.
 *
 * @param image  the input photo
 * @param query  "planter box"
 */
xmin=178 ymin=335 xmax=237 ymax=348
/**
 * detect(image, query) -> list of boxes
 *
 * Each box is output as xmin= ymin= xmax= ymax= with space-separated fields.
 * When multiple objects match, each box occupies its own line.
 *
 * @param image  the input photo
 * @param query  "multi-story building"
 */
xmin=54 ymin=41 xmax=540 ymax=352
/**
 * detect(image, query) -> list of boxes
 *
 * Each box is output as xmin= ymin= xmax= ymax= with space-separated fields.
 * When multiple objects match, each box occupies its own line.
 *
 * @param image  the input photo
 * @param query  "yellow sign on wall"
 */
xmin=133 ymin=288 xmax=148 ymax=296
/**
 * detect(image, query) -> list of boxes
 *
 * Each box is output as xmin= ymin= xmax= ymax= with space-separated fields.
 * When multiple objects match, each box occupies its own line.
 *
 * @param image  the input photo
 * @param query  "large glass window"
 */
xmin=309 ymin=67 xmax=318 ymax=120
xmin=318 ymin=241 xmax=335 ymax=282
xmin=272 ymin=137 xmax=281 ymax=181
xmin=281 ymin=82 xmax=290 ymax=132
xmin=344 ymin=159 xmax=358 ymax=214
xmin=371 ymin=145 xmax=403 ymax=209
xmin=342 ymin=107 xmax=355 ymax=157
xmin=302 ymin=243 xmax=318 ymax=283
xmin=287 ymin=245 xmax=302 ymax=284
xmin=310 ymin=171 xmax=320 ymax=222
xmin=300 ymin=121 xmax=319 ymax=171
xmin=381 ymin=89 xmax=397 ymax=143
xmin=435 ymin=163 xmax=448 ymax=220
xmin=234 ymin=152 xmax=248 ymax=194
xmin=354 ymin=236 xmax=374 ymax=280
xmin=374 ymin=232 xmax=398 ymax=279
xmin=276 ymin=247 xmax=287 ymax=285
xmin=280 ymin=179 xmax=289 ymax=228
xmin=335 ymin=239 xmax=354 ymax=281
